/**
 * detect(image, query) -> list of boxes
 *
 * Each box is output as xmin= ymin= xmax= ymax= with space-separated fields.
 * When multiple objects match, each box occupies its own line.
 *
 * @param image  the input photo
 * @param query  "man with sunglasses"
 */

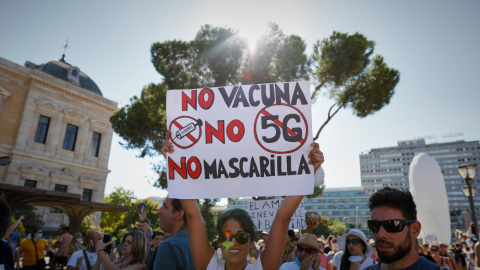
xmin=280 ymin=234 xmax=326 ymax=270
xmin=366 ymin=187 xmax=439 ymax=269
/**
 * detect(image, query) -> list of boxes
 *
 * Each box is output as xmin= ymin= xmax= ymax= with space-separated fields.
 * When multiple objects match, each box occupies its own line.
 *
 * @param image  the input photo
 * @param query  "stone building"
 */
xmin=0 ymin=55 xmax=117 ymax=231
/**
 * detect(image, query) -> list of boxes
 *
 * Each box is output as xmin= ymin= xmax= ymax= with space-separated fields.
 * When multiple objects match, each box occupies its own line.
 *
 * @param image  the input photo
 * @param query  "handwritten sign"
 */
xmin=166 ymin=81 xmax=313 ymax=199
xmin=247 ymin=199 xmax=306 ymax=231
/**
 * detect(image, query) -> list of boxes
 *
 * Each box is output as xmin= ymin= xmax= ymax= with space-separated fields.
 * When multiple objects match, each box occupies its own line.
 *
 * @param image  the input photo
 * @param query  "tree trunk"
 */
xmin=313 ymin=102 xmax=345 ymax=141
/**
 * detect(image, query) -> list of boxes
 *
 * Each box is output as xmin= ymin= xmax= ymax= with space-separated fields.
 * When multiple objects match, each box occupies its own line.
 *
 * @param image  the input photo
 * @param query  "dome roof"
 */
xmin=25 ymin=55 xmax=103 ymax=96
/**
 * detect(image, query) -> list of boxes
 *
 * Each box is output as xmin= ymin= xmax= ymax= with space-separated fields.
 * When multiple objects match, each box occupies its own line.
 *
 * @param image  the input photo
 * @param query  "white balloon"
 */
xmin=409 ymin=153 xmax=451 ymax=244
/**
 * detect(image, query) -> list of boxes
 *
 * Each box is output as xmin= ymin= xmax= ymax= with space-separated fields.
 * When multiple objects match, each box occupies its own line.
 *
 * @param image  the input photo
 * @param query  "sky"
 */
xmin=1 ymin=0 xmax=479 ymax=202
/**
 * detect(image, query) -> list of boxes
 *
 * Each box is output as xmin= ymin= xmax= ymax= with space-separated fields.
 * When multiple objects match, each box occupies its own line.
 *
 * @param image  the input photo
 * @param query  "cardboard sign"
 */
xmin=247 ymin=198 xmax=306 ymax=231
xmin=166 ymin=81 xmax=313 ymax=199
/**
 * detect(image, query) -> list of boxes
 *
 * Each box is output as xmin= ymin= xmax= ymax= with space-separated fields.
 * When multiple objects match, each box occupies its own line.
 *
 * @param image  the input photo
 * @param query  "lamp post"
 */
xmin=129 ymin=197 xmax=137 ymax=228
xmin=458 ymin=164 xmax=478 ymax=239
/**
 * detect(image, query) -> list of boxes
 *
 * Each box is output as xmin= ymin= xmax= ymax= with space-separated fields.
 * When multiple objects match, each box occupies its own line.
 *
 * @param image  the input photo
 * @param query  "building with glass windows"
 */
xmin=360 ymin=139 xmax=480 ymax=230
xmin=225 ymin=186 xmax=372 ymax=236
xmin=0 ymin=55 xmax=117 ymax=231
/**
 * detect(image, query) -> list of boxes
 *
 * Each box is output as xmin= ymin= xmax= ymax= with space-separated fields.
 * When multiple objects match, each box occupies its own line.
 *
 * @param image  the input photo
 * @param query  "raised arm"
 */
xmin=180 ymin=199 xmax=215 ymax=269
xmin=161 ymin=130 xmax=215 ymax=269
xmin=3 ymin=215 xmax=24 ymax=239
xmin=261 ymin=143 xmax=324 ymax=270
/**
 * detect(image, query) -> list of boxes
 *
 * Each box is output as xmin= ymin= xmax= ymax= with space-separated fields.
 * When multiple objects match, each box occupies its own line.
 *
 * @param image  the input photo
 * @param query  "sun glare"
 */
xmin=237 ymin=24 xmax=264 ymax=51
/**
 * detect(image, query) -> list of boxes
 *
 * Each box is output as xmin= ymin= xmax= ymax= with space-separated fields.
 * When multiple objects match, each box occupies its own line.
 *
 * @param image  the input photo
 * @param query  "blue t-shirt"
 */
xmin=364 ymin=257 xmax=439 ymax=270
xmin=8 ymin=231 xmax=22 ymax=249
xmin=153 ymin=232 xmax=195 ymax=270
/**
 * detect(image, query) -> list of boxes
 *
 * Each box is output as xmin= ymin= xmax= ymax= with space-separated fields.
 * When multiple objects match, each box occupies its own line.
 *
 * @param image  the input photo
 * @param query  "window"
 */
xmin=24 ymin=179 xmax=37 ymax=188
xmin=54 ymin=184 xmax=68 ymax=192
xmin=34 ymin=115 xmax=50 ymax=144
xmin=90 ymin=132 xmax=102 ymax=157
xmin=63 ymin=124 xmax=78 ymax=151
xmin=51 ymin=184 xmax=68 ymax=213
xmin=82 ymin=189 xmax=93 ymax=202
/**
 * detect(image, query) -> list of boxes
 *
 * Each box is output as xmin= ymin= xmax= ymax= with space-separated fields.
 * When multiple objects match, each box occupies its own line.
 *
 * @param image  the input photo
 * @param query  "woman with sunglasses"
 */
xmin=178 ymin=142 xmax=324 ymax=270
xmin=333 ymin=229 xmax=375 ymax=270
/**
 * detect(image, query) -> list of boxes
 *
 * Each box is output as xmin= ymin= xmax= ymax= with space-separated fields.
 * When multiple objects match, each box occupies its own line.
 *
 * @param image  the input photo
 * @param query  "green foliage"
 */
xmin=200 ymin=199 xmax=221 ymax=241
xmin=329 ymin=219 xmax=347 ymax=236
xmin=110 ymin=83 xmax=169 ymax=158
xmin=310 ymin=31 xmax=399 ymax=140
xmin=100 ymin=188 xmax=161 ymax=235
xmin=311 ymin=217 xmax=346 ymax=237
xmin=100 ymin=187 xmax=134 ymax=231
xmin=80 ymin=215 xmax=100 ymax=233
xmin=311 ymin=217 xmax=332 ymax=237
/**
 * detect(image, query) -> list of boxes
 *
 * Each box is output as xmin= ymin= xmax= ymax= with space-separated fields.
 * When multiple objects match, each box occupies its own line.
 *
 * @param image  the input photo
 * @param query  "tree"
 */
xmin=110 ymin=24 xmax=399 ymax=197
xmin=80 ymin=215 xmax=100 ymax=233
xmin=310 ymin=31 xmax=400 ymax=140
xmin=100 ymin=188 xmax=161 ymax=236
xmin=111 ymin=23 xmax=309 ymax=190
xmin=13 ymin=205 xmax=45 ymax=235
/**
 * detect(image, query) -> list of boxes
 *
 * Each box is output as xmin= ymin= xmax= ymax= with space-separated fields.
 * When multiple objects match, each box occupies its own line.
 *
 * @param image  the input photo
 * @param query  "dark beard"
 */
xmin=376 ymin=229 xmax=412 ymax=264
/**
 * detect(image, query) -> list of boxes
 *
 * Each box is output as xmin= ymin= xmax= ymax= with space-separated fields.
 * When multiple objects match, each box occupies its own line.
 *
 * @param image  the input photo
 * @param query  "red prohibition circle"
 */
xmin=169 ymin=116 xmax=202 ymax=149
xmin=253 ymin=104 xmax=308 ymax=154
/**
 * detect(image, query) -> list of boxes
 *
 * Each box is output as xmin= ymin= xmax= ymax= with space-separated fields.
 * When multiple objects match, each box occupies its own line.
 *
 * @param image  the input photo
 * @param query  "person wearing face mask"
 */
xmin=68 ymin=233 xmax=84 ymax=261
xmin=66 ymin=230 xmax=103 ymax=270
xmin=327 ymin=236 xmax=340 ymax=261
xmin=334 ymin=229 xmax=375 ymax=270
xmin=18 ymin=228 xmax=52 ymax=270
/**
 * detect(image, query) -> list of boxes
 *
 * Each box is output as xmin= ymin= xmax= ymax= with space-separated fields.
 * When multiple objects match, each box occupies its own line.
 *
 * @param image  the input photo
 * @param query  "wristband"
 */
xmin=97 ymin=249 xmax=104 ymax=254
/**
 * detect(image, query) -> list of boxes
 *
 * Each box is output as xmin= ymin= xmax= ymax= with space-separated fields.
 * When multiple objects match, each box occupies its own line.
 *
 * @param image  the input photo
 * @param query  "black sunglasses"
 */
xmin=367 ymin=219 xmax=417 ymax=233
xmin=296 ymin=245 xmax=315 ymax=254
xmin=346 ymin=239 xmax=362 ymax=245
xmin=219 ymin=231 xmax=250 ymax=245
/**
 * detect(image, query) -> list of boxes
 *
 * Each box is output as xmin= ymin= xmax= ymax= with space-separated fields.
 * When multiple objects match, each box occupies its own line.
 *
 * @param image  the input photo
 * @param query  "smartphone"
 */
xmin=90 ymin=240 xmax=96 ymax=252
xmin=140 ymin=202 xmax=146 ymax=214
xmin=103 ymin=234 xmax=112 ymax=253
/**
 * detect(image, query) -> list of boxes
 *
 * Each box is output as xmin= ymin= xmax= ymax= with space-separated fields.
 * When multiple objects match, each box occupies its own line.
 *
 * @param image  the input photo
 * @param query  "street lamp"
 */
xmin=458 ymin=164 xmax=478 ymax=239
xmin=129 ymin=197 xmax=137 ymax=227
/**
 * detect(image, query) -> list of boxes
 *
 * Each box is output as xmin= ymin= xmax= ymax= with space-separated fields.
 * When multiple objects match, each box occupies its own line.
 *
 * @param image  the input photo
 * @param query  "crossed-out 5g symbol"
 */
xmin=254 ymin=104 xmax=308 ymax=154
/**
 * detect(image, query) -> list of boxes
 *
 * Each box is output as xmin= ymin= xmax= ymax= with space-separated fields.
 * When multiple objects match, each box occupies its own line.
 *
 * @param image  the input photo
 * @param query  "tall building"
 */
xmin=0 ymin=55 xmax=117 ymax=231
xmin=360 ymin=139 xmax=480 ymax=229
xmin=304 ymin=187 xmax=370 ymax=235
xmin=225 ymin=186 xmax=372 ymax=236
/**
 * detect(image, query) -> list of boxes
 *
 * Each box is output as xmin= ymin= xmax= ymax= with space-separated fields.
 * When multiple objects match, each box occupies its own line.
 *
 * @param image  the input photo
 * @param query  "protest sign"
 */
xmin=166 ymin=81 xmax=313 ymax=199
xmin=247 ymin=198 xmax=306 ymax=231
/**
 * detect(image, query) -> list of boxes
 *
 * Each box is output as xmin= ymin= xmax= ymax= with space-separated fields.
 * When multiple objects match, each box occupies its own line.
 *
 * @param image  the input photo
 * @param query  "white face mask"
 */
xmin=333 ymin=243 xmax=340 ymax=250
xmin=77 ymin=238 xmax=83 ymax=243
xmin=349 ymin=256 xmax=363 ymax=262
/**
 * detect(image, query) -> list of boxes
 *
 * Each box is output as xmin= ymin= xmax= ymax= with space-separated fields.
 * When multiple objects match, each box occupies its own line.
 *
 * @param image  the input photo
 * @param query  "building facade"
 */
xmin=225 ymin=186 xmax=372 ymax=236
xmin=360 ymin=139 xmax=480 ymax=229
xmin=0 ymin=56 xmax=117 ymax=230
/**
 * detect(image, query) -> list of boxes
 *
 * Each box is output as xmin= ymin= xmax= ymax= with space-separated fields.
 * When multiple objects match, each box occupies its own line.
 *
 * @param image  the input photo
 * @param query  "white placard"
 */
xmin=247 ymin=199 xmax=306 ymax=232
xmin=166 ymin=81 xmax=313 ymax=199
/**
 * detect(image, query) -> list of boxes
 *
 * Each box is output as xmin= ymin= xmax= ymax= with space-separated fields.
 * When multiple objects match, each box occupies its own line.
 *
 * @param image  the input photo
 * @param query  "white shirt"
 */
xmin=207 ymin=253 xmax=262 ymax=270
xmin=67 ymin=250 xmax=101 ymax=270
xmin=280 ymin=260 xmax=326 ymax=270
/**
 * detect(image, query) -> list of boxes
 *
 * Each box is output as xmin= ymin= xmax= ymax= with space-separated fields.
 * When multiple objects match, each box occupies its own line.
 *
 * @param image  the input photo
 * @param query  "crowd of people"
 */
xmin=1 ymin=133 xmax=480 ymax=270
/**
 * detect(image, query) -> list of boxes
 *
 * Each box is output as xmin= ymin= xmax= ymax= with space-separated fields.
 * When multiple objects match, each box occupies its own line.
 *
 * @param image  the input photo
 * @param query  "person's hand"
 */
xmin=308 ymin=142 xmax=324 ymax=172
xmin=139 ymin=210 xmax=146 ymax=223
xmin=306 ymin=216 xmax=320 ymax=232
xmin=76 ymin=256 xmax=84 ymax=269
xmin=160 ymin=130 xmax=174 ymax=158
xmin=299 ymin=255 xmax=315 ymax=270
xmin=95 ymin=238 xmax=112 ymax=253
xmin=312 ymin=254 xmax=320 ymax=270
